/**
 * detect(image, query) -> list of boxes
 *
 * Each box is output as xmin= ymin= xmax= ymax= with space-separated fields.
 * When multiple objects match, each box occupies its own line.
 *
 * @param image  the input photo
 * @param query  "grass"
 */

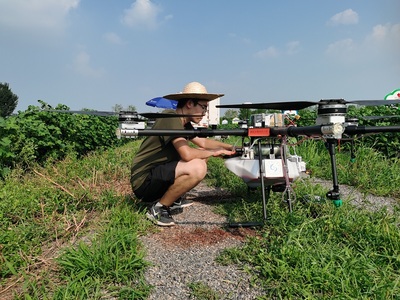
xmin=216 ymin=199 xmax=400 ymax=299
xmin=1 ymin=141 xmax=154 ymax=299
xmin=188 ymin=282 xmax=221 ymax=300
xmin=1 ymin=138 xmax=399 ymax=299
xmin=207 ymin=140 xmax=400 ymax=299
xmin=51 ymin=204 xmax=151 ymax=299
xmin=295 ymin=139 xmax=400 ymax=198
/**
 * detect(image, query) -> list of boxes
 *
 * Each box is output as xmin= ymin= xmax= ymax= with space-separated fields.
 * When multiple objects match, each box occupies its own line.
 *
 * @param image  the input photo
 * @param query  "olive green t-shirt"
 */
xmin=130 ymin=110 xmax=192 ymax=191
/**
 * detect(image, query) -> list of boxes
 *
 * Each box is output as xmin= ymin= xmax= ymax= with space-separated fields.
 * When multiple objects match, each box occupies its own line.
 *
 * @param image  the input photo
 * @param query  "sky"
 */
xmin=1 ymin=0 xmax=399 ymax=115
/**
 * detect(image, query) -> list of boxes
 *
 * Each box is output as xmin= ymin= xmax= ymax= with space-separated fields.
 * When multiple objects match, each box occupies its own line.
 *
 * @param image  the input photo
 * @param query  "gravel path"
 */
xmin=140 ymin=183 xmax=265 ymax=299
xmin=140 ymin=179 xmax=399 ymax=299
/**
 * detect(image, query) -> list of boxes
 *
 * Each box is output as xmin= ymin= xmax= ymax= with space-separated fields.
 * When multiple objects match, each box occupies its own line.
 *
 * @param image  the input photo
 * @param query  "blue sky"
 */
xmin=1 ymin=0 xmax=399 ymax=114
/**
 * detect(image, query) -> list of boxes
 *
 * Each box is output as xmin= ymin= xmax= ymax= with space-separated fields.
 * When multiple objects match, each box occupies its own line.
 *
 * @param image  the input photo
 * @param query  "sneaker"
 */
xmin=146 ymin=204 xmax=175 ymax=226
xmin=169 ymin=198 xmax=194 ymax=212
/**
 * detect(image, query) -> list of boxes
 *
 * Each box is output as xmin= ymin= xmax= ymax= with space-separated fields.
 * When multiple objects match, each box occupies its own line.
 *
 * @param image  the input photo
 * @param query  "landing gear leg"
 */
xmin=229 ymin=139 xmax=267 ymax=228
xmin=326 ymin=139 xmax=342 ymax=207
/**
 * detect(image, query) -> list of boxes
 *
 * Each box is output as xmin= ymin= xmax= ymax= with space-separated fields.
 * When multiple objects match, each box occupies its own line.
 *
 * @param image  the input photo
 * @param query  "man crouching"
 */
xmin=131 ymin=82 xmax=235 ymax=226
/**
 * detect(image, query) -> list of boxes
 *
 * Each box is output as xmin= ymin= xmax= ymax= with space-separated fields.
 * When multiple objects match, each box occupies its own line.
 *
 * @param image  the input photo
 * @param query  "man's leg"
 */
xmin=158 ymin=158 xmax=207 ymax=207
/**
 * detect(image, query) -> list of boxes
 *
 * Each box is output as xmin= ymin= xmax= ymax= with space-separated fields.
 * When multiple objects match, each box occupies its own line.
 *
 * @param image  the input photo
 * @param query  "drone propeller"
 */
xmin=217 ymin=99 xmax=400 ymax=111
xmin=45 ymin=110 xmax=118 ymax=117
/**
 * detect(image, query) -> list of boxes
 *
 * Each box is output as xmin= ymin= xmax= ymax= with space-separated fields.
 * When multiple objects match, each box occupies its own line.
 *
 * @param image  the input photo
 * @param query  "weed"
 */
xmin=188 ymin=281 xmax=221 ymax=300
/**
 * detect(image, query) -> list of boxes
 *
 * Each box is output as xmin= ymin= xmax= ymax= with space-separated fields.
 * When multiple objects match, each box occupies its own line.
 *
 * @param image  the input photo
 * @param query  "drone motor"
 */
xmin=316 ymin=99 xmax=348 ymax=125
xmin=117 ymin=111 xmax=146 ymax=139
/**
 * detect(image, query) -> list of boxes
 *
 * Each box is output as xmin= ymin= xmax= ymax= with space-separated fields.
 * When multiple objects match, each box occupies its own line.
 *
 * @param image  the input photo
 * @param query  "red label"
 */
xmin=248 ymin=128 xmax=270 ymax=137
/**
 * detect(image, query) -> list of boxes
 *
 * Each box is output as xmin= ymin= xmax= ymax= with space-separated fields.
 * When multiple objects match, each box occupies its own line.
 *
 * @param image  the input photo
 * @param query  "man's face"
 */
xmin=190 ymin=100 xmax=208 ymax=123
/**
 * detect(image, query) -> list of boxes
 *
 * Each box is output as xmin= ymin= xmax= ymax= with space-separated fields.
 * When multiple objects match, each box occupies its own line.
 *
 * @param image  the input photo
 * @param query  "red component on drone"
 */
xmin=248 ymin=128 xmax=271 ymax=137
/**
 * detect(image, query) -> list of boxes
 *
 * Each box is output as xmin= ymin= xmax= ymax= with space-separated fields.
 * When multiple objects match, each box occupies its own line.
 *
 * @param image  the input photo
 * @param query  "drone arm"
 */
xmin=270 ymin=125 xmax=323 ymax=137
xmin=270 ymin=124 xmax=344 ymax=139
xmin=345 ymin=125 xmax=400 ymax=135
xmin=120 ymin=123 xmax=400 ymax=139
xmin=121 ymin=128 xmax=248 ymax=138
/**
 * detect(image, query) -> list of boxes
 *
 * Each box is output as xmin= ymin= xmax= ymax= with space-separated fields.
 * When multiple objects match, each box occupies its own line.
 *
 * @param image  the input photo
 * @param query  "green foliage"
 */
xmin=0 ymin=82 xmax=18 ymax=117
xmin=217 ymin=123 xmax=241 ymax=130
xmin=222 ymin=108 xmax=239 ymax=121
xmin=349 ymin=104 xmax=400 ymax=158
xmin=296 ymin=107 xmax=317 ymax=126
xmin=0 ymin=100 xmax=128 ymax=177
xmin=112 ymin=104 xmax=137 ymax=113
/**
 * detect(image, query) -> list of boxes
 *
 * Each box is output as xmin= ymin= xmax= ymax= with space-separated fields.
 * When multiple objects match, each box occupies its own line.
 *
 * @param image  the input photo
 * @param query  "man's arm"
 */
xmin=173 ymin=137 xmax=235 ymax=162
xmin=191 ymin=136 xmax=235 ymax=151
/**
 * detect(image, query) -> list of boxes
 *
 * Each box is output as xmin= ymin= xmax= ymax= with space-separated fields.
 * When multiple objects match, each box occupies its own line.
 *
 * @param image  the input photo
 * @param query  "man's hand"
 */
xmin=212 ymin=148 xmax=236 ymax=157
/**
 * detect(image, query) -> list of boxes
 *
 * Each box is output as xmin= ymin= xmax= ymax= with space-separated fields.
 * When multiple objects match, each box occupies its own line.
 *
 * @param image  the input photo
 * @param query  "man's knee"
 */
xmin=188 ymin=159 xmax=207 ymax=179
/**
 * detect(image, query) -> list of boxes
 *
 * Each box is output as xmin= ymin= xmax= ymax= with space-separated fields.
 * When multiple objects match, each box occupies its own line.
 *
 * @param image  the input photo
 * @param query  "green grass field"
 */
xmin=1 ymin=139 xmax=399 ymax=299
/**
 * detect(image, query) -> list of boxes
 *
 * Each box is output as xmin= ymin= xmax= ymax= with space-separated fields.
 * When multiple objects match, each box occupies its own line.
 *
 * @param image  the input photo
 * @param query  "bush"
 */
xmin=0 ymin=101 xmax=128 ymax=177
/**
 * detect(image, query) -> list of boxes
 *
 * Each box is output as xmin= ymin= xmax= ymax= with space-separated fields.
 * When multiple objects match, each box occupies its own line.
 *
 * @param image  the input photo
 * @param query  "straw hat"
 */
xmin=163 ymin=82 xmax=224 ymax=101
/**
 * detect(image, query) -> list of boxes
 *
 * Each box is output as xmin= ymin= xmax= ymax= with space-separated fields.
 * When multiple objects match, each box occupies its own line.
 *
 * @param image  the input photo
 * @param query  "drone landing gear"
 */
xmin=326 ymin=139 xmax=343 ymax=207
xmin=228 ymin=185 xmax=269 ymax=228
xmin=229 ymin=140 xmax=267 ymax=228
xmin=228 ymin=140 xmax=294 ymax=228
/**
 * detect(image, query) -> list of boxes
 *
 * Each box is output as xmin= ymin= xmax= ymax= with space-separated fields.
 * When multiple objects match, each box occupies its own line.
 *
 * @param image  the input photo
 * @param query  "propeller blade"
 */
xmin=218 ymin=99 xmax=400 ymax=111
xmin=345 ymin=99 xmax=400 ymax=106
xmin=45 ymin=110 xmax=117 ymax=117
xmin=217 ymin=101 xmax=317 ymax=110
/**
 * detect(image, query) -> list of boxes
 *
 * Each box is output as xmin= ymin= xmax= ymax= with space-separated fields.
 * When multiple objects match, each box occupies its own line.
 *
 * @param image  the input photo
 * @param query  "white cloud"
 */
xmin=103 ymin=32 xmax=124 ymax=45
xmin=71 ymin=50 xmax=105 ymax=78
xmin=328 ymin=9 xmax=359 ymax=25
xmin=121 ymin=0 xmax=161 ymax=29
xmin=0 ymin=0 xmax=79 ymax=32
xmin=367 ymin=23 xmax=400 ymax=42
xmin=255 ymin=46 xmax=279 ymax=59
xmin=365 ymin=23 xmax=400 ymax=54
xmin=325 ymin=23 xmax=400 ymax=64
xmin=286 ymin=41 xmax=301 ymax=55
xmin=326 ymin=38 xmax=355 ymax=55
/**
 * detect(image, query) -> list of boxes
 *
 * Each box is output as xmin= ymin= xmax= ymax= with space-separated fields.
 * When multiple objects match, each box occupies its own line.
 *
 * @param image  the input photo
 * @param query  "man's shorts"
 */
xmin=134 ymin=161 xmax=179 ymax=202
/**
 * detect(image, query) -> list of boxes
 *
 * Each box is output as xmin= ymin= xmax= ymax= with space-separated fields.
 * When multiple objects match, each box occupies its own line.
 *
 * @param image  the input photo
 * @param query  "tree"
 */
xmin=112 ymin=104 xmax=124 ymax=113
xmin=126 ymin=105 xmax=137 ymax=112
xmin=223 ymin=109 xmax=239 ymax=120
xmin=112 ymin=104 xmax=137 ymax=112
xmin=0 ymin=82 xmax=18 ymax=117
